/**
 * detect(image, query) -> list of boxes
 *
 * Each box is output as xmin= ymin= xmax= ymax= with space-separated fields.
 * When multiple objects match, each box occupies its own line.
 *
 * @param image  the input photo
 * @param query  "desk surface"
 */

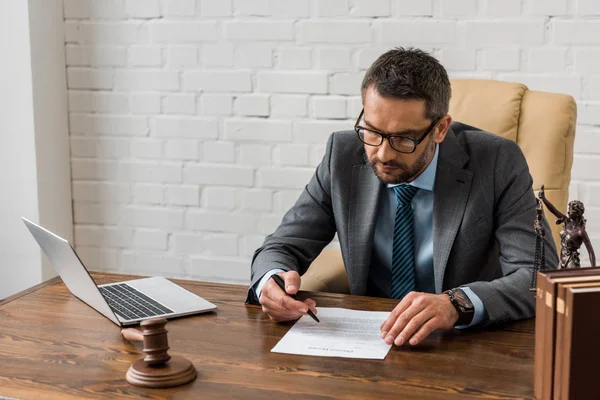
xmin=0 ymin=273 xmax=535 ymax=400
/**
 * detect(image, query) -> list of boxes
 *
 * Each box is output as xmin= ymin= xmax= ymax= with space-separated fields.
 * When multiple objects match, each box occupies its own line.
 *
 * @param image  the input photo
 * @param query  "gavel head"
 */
xmin=140 ymin=318 xmax=171 ymax=366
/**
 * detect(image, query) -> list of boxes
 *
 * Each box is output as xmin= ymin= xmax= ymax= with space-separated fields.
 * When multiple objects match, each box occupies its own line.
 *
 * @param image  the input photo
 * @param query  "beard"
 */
xmin=368 ymin=140 xmax=435 ymax=184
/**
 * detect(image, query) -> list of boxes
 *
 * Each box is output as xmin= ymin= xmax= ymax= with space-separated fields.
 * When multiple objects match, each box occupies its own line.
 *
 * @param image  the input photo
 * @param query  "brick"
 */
xmin=152 ymin=116 xmax=218 ymax=138
xmin=572 ymin=155 xmax=600 ymax=181
xmin=528 ymin=48 xmax=567 ymax=73
xmin=577 ymin=102 xmax=600 ymax=125
xmin=357 ymin=48 xmax=388 ymax=70
xmin=189 ymin=257 xmax=249 ymax=283
xmin=240 ymin=235 xmax=266 ymax=257
xmin=380 ymin=20 xmax=455 ymax=45
xmin=199 ymin=94 xmax=233 ymax=116
xmin=239 ymin=189 xmax=272 ymax=212
xmin=441 ymin=0 xmax=477 ymax=16
xmin=75 ymin=226 xmax=133 ymax=248
xmin=258 ymin=214 xmax=285 ymax=235
xmin=464 ymin=20 xmax=545 ymax=46
xmin=553 ymin=20 xmax=600 ymax=44
xmin=128 ymin=45 xmax=162 ymax=67
xmin=225 ymin=21 xmax=294 ymax=41
xmin=313 ymin=0 xmax=348 ymax=17
xmin=131 ymin=93 xmax=162 ymax=114
xmin=298 ymin=21 xmax=372 ymax=44
xmin=203 ymin=187 xmax=236 ymax=210
xmin=71 ymin=114 xmax=148 ymax=136
xmin=577 ymin=0 xmax=600 ymax=15
xmin=311 ymin=96 xmax=347 ymax=119
xmin=316 ymin=47 xmax=351 ymax=70
xmin=439 ymin=48 xmax=476 ymax=71
xmin=120 ymin=253 xmax=187 ymax=277
xmin=172 ymin=233 xmax=203 ymax=254
xmin=70 ymin=137 xmax=130 ymax=159
xmin=257 ymin=71 xmax=328 ymax=94
xmin=234 ymin=0 xmax=269 ymax=16
xmin=133 ymin=184 xmax=164 ymax=204
xmin=234 ymin=94 xmax=270 ymax=117
xmin=63 ymin=0 xmax=126 ymax=19
xmin=165 ymin=140 xmax=200 ymax=160
xmin=64 ymin=22 xmax=149 ymax=44
xmin=278 ymin=48 xmax=312 ymax=69
xmin=574 ymin=128 xmax=600 ymax=153
xmin=293 ymin=121 xmax=347 ymax=144
xmin=71 ymin=159 xmax=119 ymax=180
xmin=270 ymin=0 xmax=309 ymax=17
xmin=115 ymin=70 xmax=179 ymax=91
xmin=202 ymin=234 xmax=238 ymax=256
xmin=131 ymin=139 xmax=163 ymax=159
xmin=310 ymin=145 xmax=327 ymax=167
xmin=201 ymin=0 xmax=233 ymax=16
xmin=203 ymin=141 xmax=235 ymax=163
xmin=150 ymin=22 xmax=218 ymax=43
xmin=134 ymin=230 xmax=168 ymax=250
xmin=183 ymin=71 xmax=252 ymax=92
xmin=485 ymin=0 xmax=521 ymax=16
xmin=330 ymin=72 xmax=364 ymax=95
xmin=498 ymin=74 xmax=582 ymax=100
xmin=167 ymin=45 xmax=199 ymax=67
xmin=392 ymin=0 xmax=432 ymax=16
xmin=74 ymin=204 xmax=121 ymax=225
xmin=125 ymin=0 xmax=161 ymax=18
xmin=224 ymin=119 xmax=292 ymax=141
xmin=67 ymin=68 xmax=114 ymax=90
xmin=235 ymin=43 xmax=273 ymax=68
xmin=527 ymin=0 xmax=567 ymax=15
xmin=256 ymin=168 xmax=314 ymax=189
xmin=273 ymin=144 xmax=310 ymax=166
xmin=164 ymin=0 xmax=196 ymax=17
xmin=163 ymin=94 xmax=196 ymax=115
xmin=76 ymin=247 xmax=119 ymax=272
xmin=203 ymin=44 xmax=234 ymax=67
xmin=186 ymin=211 xmax=257 ymax=234
xmin=591 ymin=78 xmax=600 ymax=101
xmin=72 ymin=182 xmax=130 ymax=204
xmin=69 ymin=91 xmax=129 ymax=113
xmin=347 ymin=96 xmax=363 ymax=119
xmin=184 ymin=164 xmax=254 ymax=186
xmin=273 ymin=190 xmax=302 ymax=211
xmin=586 ymin=184 xmax=600 ymax=206
xmin=270 ymin=95 xmax=308 ymax=117
xmin=120 ymin=161 xmax=183 ymax=183
xmin=165 ymin=185 xmax=200 ymax=205
xmin=351 ymin=0 xmax=390 ymax=16
xmin=574 ymin=50 xmax=600 ymax=75
xmin=239 ymin=144 xmax=272 ymax=167
xmin=124 ymin=206 xmax=184 ymax=229
xmin=65 ymin=45 xmax=127 ymax=67
xmin=482 ymin=48 xmax=520 ymax=71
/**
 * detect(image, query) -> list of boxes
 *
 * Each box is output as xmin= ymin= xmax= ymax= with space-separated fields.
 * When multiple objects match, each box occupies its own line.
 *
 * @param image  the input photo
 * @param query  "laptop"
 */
xmin=22 ymin=217 xmax=217 ymax=326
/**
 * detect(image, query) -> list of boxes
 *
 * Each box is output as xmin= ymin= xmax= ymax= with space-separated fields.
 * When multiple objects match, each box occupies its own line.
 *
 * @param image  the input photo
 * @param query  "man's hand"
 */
xmin=259 ymin=270 xmax=317 ymax=322
xmin=379 ymin=292 xmax=459 ymax=346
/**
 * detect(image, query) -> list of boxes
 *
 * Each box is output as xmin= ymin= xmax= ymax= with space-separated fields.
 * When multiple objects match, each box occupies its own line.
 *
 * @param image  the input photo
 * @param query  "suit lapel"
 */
xmin=433 ymin=128 xmax=473 ymax=293
xmin=347 ymin=162 xmax=383 ymax=295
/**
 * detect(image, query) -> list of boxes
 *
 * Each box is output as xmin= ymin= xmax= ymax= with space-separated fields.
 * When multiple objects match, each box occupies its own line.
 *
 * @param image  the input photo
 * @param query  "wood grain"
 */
xmin=0 ymin=273 xmax=535 ymax=399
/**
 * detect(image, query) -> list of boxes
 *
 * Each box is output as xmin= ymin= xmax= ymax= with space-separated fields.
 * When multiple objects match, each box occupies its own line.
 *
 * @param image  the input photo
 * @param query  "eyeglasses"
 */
xmin=354 ymin=109 xmax=440 ymax=154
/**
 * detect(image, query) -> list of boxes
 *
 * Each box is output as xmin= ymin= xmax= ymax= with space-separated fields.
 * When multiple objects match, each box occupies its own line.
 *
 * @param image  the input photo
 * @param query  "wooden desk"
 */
xmin=0 ymin=273 xmax=534 ymax=399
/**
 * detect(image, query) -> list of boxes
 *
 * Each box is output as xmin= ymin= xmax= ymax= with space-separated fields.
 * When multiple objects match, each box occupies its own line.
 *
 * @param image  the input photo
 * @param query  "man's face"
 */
xmin=361 ymin=86 xmax=450 ymax=184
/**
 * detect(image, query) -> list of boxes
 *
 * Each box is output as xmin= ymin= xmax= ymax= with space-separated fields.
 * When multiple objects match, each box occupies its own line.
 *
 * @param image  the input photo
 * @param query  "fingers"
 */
xmin=407 ymin=318 xmax=441 ymax=346
xmin=380 ymin=292 xmax=415 ymax=333
xmin=282 ymin=270 xmax=301 ymax=295
xmin=382 ymin=299 xmax=428 ymax=345
xmin=259 ymin=273 xmax=316 ymax=322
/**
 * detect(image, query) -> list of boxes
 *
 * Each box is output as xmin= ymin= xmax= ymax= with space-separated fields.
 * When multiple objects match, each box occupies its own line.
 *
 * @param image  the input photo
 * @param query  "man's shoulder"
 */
xmin=450 ymin=121 xmax=522 ymax=157
xmin=329 ymin=130 xmax=366 ymax=162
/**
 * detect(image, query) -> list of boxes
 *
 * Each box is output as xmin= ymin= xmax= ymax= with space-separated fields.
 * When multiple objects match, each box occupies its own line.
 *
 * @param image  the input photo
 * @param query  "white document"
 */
xmin=271 ymin=307 xmax=392 ymax=359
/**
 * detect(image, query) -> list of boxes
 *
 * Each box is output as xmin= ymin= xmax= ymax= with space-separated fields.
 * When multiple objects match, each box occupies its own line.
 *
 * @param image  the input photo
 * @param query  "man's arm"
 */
xmin=246 ymin=133 xmax=338 ymax=304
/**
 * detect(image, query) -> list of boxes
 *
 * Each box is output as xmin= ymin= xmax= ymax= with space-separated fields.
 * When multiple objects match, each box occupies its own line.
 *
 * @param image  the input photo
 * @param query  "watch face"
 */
xmin=454 ymin=290 xmax=474 ymax=309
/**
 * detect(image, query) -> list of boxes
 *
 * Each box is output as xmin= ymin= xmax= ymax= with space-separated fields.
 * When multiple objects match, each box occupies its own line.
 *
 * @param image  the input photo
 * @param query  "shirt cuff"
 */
xmin=253 ymin=269 xmax=286 ymax=300
xmin=455 ymin=286 xmax=488 ymax=329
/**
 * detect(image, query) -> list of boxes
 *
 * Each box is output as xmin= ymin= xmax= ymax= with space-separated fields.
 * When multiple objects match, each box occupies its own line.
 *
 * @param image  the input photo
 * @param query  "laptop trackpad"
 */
xmin=125 ymin=277 xmax=216 ymax=313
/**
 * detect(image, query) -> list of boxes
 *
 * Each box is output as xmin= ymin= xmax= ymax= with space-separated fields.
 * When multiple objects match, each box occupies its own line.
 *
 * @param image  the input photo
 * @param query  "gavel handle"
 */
xmin=121 ymin=328 xmax=144 ymax=342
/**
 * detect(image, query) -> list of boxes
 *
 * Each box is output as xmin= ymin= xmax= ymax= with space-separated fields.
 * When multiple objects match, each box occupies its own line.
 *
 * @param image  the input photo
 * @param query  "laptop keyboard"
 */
xmin=99 ymin=283 xmax=174 ymax=321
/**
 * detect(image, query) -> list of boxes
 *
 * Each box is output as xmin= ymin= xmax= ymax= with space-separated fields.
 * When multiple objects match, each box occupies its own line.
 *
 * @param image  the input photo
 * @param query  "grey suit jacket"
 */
xmin=247 ymin=122 xmax=558 ymax=325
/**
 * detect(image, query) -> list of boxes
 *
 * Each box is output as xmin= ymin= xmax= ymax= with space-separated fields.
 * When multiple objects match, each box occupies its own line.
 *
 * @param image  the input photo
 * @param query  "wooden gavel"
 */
xmin=121 ymin=318 xmax=196 ymax=388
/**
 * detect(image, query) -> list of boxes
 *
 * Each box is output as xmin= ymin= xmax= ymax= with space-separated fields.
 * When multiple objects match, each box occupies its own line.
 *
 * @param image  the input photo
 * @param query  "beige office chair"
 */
xmin=300 ymin=79 xmax=577 ymax=293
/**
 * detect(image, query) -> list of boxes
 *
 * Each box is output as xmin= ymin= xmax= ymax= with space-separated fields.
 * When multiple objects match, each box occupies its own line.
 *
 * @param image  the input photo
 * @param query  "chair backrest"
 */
xmin=449 ymin=79 xmax=577 ymax=250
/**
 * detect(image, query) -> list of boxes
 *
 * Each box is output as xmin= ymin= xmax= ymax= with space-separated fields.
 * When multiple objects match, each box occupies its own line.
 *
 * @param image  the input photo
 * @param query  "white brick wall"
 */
xmin=66 ymin=0 xmax=600 ymax=283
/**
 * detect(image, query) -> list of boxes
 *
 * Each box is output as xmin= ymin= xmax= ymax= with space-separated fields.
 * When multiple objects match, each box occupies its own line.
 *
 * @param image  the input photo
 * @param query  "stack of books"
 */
xmin=533 ymin=267 xmax=600 ymax=399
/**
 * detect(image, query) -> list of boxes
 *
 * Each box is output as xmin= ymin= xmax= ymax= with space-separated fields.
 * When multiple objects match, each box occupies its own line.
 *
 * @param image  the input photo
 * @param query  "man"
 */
xmin=246 ymin=47 xmax=558 ymax=347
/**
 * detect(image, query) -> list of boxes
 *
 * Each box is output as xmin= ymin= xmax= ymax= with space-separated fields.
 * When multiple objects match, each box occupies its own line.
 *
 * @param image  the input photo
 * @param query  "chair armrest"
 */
xmin=300 ymin=248 xmax=350 ymax=294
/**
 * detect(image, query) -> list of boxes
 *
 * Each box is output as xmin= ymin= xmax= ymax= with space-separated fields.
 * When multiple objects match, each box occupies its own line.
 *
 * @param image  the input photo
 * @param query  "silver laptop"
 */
xmin=22 ymin=217 xmax=217 ymax=326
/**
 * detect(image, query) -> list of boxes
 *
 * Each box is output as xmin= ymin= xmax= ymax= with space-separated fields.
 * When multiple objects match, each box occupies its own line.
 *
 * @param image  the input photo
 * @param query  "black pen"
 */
xmin=271 ymin=274 xmax=320 ymax=323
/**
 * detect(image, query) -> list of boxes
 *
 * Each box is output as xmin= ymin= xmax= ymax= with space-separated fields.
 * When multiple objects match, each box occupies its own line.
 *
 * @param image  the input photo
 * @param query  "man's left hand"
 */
xmin=380 ymin=291 xmax=459 ymax=346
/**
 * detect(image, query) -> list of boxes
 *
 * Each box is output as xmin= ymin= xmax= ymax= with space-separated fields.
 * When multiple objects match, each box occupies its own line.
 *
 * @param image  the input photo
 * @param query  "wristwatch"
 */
xmin=443 ymin=288 xmax=475 ymax=326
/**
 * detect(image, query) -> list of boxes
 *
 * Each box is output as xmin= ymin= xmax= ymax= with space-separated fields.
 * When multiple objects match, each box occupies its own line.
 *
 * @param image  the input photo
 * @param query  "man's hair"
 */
xmin=361 ymin=47 xmax=451 ymax=120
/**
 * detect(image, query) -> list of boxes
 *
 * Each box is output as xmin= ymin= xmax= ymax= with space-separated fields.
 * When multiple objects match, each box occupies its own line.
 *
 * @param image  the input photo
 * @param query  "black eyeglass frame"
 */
xmin=353 ymin=108 xmax=441 ymax=154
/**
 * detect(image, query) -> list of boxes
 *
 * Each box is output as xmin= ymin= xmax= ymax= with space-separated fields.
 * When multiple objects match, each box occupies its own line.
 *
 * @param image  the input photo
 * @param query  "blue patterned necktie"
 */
xmin=391 ymin=184 xmax=419 ymax=300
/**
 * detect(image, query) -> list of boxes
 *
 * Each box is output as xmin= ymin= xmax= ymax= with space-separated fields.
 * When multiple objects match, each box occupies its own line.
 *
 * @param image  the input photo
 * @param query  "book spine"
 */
xmin=534 ymin=271 xmax=548 ymax=400
xmin=552 ymin=285 xmax=567 ymax=400
xmin=542 ymin=277 xmax=558 ymax=400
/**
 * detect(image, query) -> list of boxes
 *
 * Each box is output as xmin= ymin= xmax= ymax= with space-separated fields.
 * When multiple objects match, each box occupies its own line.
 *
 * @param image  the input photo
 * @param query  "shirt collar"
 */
xmin=387 ymin=144 xmax=439 ymax=192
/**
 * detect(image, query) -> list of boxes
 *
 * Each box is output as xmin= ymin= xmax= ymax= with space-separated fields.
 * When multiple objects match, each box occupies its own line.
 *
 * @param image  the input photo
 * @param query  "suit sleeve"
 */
xmin=465 ymin=140 xmax=558 ymax=325
xmin=246 ymin=133 xmax=338 ymax=304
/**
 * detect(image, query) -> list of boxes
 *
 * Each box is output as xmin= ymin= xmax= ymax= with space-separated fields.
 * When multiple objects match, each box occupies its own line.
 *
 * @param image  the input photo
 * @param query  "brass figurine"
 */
xmin=538 ymin=185 xmax=596 ymax=269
